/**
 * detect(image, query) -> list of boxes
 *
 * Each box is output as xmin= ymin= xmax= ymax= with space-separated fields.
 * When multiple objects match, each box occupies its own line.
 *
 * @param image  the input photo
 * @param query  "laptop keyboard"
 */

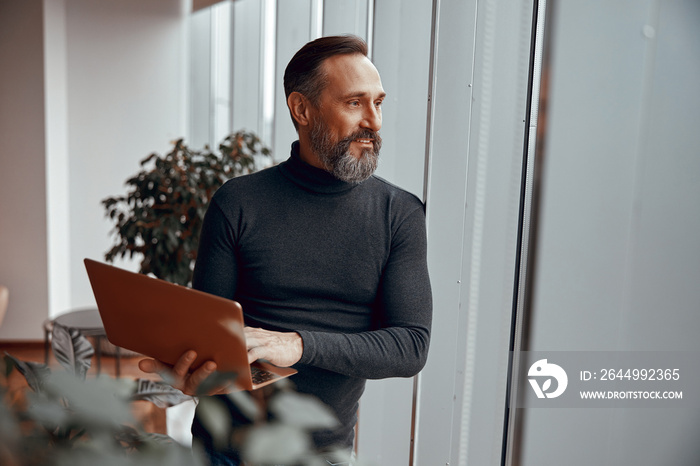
xmin=250 ymin=365 xmax=279 ymax=385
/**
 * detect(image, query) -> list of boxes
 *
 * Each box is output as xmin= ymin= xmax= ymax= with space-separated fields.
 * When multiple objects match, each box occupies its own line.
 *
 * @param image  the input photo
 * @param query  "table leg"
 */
xmin=115 ymin=346 xmax=121 ymax=378
xmin=95 ymin=336 xmax=102 ymax=375
xmin=44 ymin=327 xmax=50 ymax=365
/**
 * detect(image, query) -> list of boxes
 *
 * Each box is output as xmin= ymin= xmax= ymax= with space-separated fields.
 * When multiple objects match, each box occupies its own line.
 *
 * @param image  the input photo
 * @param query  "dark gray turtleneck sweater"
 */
xmin=191 ymin=141 xmax=432 ymax=451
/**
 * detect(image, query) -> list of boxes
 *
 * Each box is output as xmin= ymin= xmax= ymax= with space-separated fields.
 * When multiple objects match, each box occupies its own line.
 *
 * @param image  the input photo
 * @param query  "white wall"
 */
xmin=0 ymin=0 xmax=190 ymax=339
xmin=0 ymin=0 xmax=50 ymax=340
xmin=64 ymin=0 xmax=190 ymax=312
xmin=44 ymin=0 xmax=71 ymax=331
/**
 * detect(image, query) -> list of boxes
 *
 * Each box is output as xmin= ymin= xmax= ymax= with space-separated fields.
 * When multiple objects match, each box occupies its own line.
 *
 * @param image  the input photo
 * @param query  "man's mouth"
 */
xmin=354 ymin=138 xmax=374 ymax=144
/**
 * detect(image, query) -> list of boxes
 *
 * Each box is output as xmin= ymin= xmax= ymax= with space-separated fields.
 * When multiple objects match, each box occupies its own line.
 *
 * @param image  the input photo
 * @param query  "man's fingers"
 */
xmin=172 ymin=350 xmax=197 ymax=378
xmin=245 ymin=327 xmax=273 ymax=363
xmin=244 ymin=327 xmax=262 ymax=346
xmin=138 ymin=358 xmax=156 ymax=373
xmin=247 ymin=346 xmax=262 ymax=364
xmin=184 ymin=361 xmax=217 ymax=395
xmin=211 ymin=381 xmax=236 ymax=395
xmin=138 ymin=352 xmax=222 ymax=396
xmin=244 ymin=326 xmax=303 ymax=367
xmin=138 ymin=358 xmax=169 ymax=374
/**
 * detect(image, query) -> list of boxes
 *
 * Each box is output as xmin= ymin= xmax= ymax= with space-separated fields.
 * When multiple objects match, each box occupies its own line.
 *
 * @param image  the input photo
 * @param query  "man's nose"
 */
xmin=361 ymin=106 xmax=382 ymax=132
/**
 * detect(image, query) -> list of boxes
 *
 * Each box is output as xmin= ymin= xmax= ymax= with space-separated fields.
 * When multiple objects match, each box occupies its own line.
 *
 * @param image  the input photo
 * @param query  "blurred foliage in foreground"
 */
xmin=0 ymin=322 xmax=363 ymax=465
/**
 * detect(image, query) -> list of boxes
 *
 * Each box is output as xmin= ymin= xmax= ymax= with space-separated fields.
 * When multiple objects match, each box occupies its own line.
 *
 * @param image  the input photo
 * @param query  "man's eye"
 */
xmin=349 ymin=101 xmax=360 ymax=107
xmin=375 ymin=101 xmax=383 ymax=108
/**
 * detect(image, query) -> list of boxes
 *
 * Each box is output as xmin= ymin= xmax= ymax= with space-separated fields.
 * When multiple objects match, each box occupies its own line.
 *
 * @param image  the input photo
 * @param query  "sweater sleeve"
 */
xmin=296 ymin=206 xmax=432 ymax=380
xmin=191 ymin=200 xmax=238 ymax=300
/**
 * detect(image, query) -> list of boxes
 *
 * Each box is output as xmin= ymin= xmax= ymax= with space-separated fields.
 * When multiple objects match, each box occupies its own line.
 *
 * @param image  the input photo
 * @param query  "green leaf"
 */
xmin=26 ymin=390 xmax=70 ymax=429
xmin=130 ymin=379 xmax=192 ymax=408
xmin=324 ymin=449 xmax=355 ymax=465
xmin=141 ymin=152 xmax=158 ymax=166
xmin=44 ymin=372 xmax=135 ymax=428
xmin=195 ymin=397 xmax=232 ymax=450
xmin=242 ymin=424 xmax=311 ymax=465
xmin=141 ymin=432 xmax=177 ymax=445
xmin=4 ymin=352 xmax=50 ymax=392
xmin=268 ymin=391 xmax=340 ymax=431
xmin=0 ymin=398 xmax=20 ymax=446
xmin=226 ymin=390 xmax=261 ymax=423
xmin=51 ymin=323 xmax=94 ymax=379
xmin=2 ymin=353 xmax=15 ymax=377
xmin=113 ymin=424 xmax=141 ymax=446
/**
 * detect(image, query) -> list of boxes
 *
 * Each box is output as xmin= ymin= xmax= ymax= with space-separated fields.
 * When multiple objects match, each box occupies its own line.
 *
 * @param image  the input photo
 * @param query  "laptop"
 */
xmin=83 ymin=258 xmax=296 ymax=391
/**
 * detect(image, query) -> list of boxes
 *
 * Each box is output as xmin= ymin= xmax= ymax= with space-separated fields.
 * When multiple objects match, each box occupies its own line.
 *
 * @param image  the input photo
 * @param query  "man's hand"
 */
xmin=138 ymin=350 xmax=230 ymax=396
xmin=244 ymin=327 xmax=303 ymax=367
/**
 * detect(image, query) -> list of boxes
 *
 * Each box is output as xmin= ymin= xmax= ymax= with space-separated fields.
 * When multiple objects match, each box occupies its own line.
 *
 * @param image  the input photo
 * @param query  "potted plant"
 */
xmin=102 ymin=131 xmax=271 ymax=285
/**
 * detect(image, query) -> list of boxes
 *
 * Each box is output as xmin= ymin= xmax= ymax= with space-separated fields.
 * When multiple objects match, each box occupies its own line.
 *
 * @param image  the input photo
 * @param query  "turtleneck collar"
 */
xmin=278 ymin=141 xmax=359 ymax=194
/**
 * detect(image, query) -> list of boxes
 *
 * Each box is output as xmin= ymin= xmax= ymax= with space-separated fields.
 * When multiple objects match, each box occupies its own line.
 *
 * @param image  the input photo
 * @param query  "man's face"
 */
xmin=308 ymin=53 xmax=386 ymax=183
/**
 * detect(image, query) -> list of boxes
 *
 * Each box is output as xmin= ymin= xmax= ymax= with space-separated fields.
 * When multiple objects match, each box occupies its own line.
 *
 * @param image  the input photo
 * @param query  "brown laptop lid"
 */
xmin=84 ymin=258 xmax=295 ymax=390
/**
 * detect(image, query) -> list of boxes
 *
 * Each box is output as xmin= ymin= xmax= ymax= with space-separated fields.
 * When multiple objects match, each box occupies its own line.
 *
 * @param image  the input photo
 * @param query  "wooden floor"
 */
xmin=0 ymin=340 xmax=167 ymax=434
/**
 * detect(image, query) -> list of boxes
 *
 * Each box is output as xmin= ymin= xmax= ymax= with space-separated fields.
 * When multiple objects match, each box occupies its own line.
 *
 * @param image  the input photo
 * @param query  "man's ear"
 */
xmin=287 ymin=92 xmax=313 ymax=128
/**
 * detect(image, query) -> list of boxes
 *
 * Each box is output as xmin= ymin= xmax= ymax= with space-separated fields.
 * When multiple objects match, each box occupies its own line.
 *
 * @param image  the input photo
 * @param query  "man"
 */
xmin=140 ymin=35 xmax=432 ymax=464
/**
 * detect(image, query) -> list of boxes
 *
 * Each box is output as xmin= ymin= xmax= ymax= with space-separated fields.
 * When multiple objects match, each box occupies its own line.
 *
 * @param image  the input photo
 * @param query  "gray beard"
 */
xmin=309 ymin=117 xmax=381 ymax=184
